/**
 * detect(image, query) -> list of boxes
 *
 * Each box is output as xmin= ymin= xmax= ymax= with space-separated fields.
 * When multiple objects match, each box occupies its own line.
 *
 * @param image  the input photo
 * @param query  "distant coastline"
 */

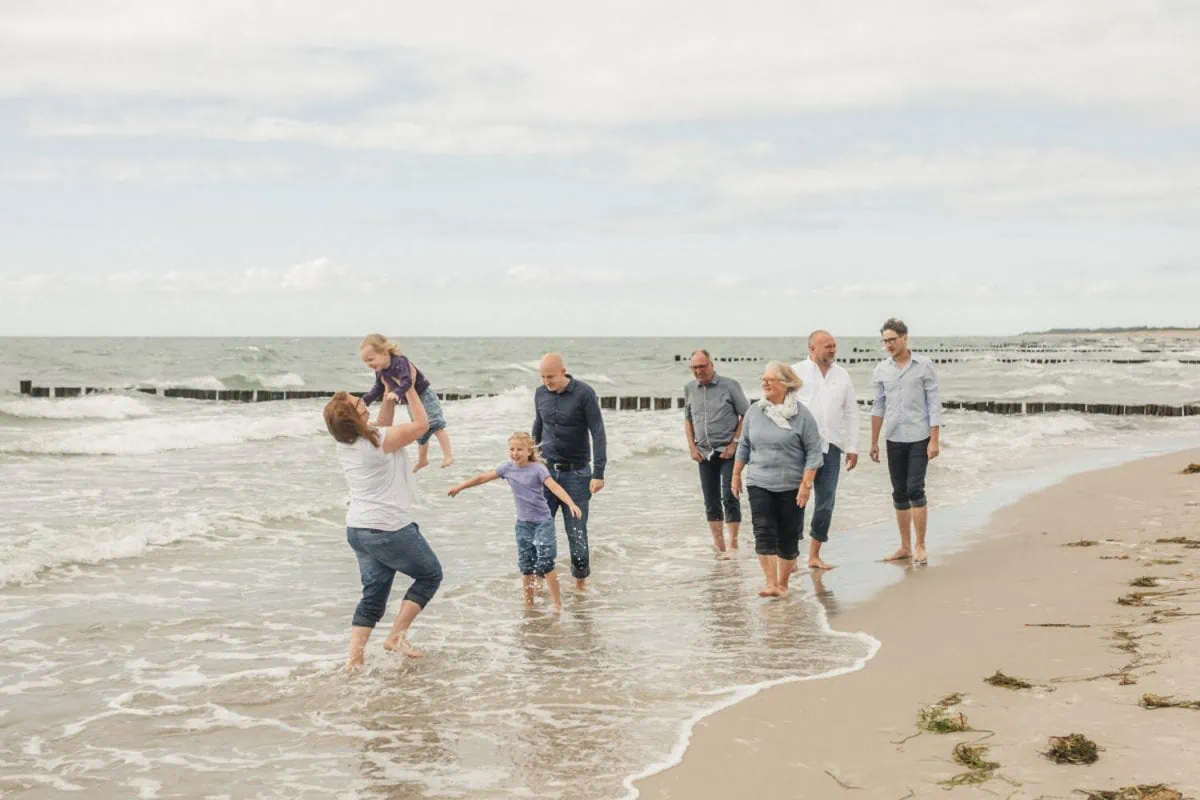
xmin=1022 ymin=326 xmax=1200 ymax=335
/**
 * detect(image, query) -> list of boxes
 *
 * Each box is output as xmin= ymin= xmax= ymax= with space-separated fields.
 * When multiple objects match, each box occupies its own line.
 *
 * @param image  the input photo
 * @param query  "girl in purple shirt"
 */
xmin=359 ymin=333 xmax=454 ymax=472
xmin=448 ymin=432 xmax=581 ymax=613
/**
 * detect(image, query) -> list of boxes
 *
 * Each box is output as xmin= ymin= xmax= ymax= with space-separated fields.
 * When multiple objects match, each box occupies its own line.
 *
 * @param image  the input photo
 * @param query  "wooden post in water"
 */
xmin=600 ymin=396 xmax=617 ymax=410
xmin=20 ymin=380 xmax=32 ymax=395
xmin=55 ymin=387 xmax=82 ymax=398
xmin=653 ymin=397 xmax=672 ymax=410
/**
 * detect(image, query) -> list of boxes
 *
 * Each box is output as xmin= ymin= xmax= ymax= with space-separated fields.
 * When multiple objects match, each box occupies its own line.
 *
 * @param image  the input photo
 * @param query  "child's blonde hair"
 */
xmin=508 ymin=431 xmax=541 ymax=463
xmin=360 ymin=333 xmax=401 ymax=356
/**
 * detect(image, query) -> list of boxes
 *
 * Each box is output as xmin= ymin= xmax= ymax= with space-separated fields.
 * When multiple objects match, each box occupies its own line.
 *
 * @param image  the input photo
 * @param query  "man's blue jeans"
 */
xmin=543 ymin=465 xmax=593 ymax=579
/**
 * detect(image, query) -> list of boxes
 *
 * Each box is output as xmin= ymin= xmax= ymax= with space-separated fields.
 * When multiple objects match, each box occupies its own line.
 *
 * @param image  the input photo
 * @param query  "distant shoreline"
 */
xmin=1024 ymin=326 xmax=1200 ymax=335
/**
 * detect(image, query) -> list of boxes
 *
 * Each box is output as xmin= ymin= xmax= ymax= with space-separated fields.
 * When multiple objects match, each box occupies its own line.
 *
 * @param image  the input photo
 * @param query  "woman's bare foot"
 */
xmin=758 ymin=585 xmax=782 ymax=598
xmin=914 ymin=546 xmax=928 ymax=564
xmin=413 ymin=456 xmax=430 ymax=473
xmin=808 ymin=558 xmax=835 ymax=570
xmin=440 ymin=456 xmax=455 ymax=469
xmin=883 ymin=548 xmax=912 ymax=562
xmin=382 ymin=632 xmax=424 ymax=658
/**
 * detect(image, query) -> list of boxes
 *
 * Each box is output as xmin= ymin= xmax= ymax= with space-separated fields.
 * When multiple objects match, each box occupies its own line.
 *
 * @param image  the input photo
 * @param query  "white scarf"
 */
xmin=758 ymin=390 xmax=801 ymax=430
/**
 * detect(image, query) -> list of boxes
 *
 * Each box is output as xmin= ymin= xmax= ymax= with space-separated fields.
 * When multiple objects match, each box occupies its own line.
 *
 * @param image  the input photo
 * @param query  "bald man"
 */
xmin=532 ymin=353 xmax=607 ymax=590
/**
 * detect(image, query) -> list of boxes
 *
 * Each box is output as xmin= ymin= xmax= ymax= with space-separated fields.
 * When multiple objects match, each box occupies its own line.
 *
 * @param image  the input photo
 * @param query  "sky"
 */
xmin=1 ymin=1 xmax=1198 ymax=336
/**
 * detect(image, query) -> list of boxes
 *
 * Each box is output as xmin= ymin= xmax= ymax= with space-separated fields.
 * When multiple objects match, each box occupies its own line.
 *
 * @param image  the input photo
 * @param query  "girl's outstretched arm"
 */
xmin=448 ymin=470 xmax=500 ymax=497
xmin=544 ymin=477 xmax=582 ymax=518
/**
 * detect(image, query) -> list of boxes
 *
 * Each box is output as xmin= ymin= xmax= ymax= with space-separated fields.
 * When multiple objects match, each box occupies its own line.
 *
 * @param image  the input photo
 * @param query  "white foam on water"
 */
xmin=995 ymin=383 xmax=1070 ymax=398
xmin=1 ymin=409 xmax=320 ymax=456
xmin=0 ymin=395 xmax=155 ymax=420
xmin=0 ymin=515 xmax=217 ymax=587
xmin=143 ymin=375 xmax=226 ymax=390
xmin=257 ymin=371 xmax=305 ymax=388
xmin=578 ymin=373 xmax=616 ymax=384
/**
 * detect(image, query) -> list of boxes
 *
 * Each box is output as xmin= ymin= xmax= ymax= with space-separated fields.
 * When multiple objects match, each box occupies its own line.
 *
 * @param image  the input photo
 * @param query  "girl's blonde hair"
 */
xmin=508 ymin=431 xmax=541 ymax=463
xmin=764 ymin=360 xmax=804 ymax=391
xmin=360 ymin=333 xmax=401 ymax=356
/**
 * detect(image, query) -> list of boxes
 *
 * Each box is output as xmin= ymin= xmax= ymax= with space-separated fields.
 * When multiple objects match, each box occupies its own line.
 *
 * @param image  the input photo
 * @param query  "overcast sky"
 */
xmin=1 ymin=1 xmax=1198 ymax=336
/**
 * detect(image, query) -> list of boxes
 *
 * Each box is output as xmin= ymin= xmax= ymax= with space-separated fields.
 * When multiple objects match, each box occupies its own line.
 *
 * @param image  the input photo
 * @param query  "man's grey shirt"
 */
xmin=684 ymin=375 xmax=750 ymax=452
xmin=870 ymin=353 xmax=943 ymax=443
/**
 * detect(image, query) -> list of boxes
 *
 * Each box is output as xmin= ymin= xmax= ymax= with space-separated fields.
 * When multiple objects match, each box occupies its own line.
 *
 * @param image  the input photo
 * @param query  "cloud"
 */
xmin=0 ymin=157 xmax=291 ymax=184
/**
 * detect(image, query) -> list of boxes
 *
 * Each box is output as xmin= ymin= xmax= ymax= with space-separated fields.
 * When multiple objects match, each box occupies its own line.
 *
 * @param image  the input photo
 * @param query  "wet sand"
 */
xmin=635 ymin=449 xmax=1200 ymax=799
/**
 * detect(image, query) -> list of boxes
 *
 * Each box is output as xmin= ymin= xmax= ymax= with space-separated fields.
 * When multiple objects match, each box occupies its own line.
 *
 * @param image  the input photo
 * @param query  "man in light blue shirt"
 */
xmin=869 ymin=318 xmax=942 ymax=565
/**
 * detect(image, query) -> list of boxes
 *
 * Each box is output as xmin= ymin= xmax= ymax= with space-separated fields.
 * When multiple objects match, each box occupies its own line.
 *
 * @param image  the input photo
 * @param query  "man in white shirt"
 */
xmin=792 ymin=330 xmax=859 ymax=570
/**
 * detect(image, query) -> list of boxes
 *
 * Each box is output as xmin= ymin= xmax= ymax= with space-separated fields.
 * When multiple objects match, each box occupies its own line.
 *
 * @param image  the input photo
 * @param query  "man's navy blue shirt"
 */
xmin=532 ymin=376 xmax=607 ymax=479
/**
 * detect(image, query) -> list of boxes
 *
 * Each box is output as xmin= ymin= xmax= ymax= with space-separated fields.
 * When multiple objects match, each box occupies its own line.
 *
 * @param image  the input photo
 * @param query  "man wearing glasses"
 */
xmin=869 ymin=318 xmax=942 ymax=564
xmin=683 ymin=349 xmax=750 ymax=555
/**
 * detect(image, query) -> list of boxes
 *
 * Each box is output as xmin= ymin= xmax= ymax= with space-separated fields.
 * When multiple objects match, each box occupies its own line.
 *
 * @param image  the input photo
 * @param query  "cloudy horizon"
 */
xmin=2 ymin=1 xmax=1198 ymax=336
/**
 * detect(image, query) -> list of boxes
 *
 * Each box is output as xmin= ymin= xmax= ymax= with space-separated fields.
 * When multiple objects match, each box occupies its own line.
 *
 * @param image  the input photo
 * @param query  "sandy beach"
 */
xmin=636 ymin=449 xmax=1200 ymax=799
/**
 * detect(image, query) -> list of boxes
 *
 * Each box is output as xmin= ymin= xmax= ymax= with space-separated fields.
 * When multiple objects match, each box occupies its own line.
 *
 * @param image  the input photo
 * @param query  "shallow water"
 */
xmin=2 ymin=336 xmax=1199 ymax=798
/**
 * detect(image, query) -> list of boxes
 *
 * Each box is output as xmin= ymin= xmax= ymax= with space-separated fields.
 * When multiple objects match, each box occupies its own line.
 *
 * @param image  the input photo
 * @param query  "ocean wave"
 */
xmin=257 ymin=372 xmax=305 ymax=389
xmin=144 ymin=375 xmax=226 ymax=391
xmin=0 ymin=395 xmax=154 ymax=421
xmin=995 ymin=383 xmax=1070 ymax=399
xmin=578 ymin=374 xmax=616 ymax=385
xmin=1 ymin=412 xmax=321 ymax=456
xmin=0 ymin=515 xmax=214 ymax=587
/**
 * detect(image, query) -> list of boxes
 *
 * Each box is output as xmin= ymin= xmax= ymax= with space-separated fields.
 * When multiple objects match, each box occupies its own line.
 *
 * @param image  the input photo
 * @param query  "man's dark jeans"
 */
xmin=698 ymin=451 xmax=741 ymax=523
xmin=544 ymin=465 xmax=593 ymax=579
xmin=810 ymin=445 xmax=842 ymax=542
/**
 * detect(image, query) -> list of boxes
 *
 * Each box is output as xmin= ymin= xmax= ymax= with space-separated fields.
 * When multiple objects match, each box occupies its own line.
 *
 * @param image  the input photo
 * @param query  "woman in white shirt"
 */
xmin=323 ymin=385 xmax=442 ymax=672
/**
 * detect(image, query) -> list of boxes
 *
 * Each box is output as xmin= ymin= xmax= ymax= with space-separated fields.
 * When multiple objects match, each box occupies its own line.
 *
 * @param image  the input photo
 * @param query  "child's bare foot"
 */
xmin=883 ymin=548 xmax=912 ymax=562
xmin=440 ymin=457 xmax=454 ymax=469
xmin=758 ymin=585 xmax=782 ymax=598
xmin=382 ymin=632 xmax=424 ymax=658
xmin=413 ymin=456 xmax=430 ymax=473
xmin=715 ymin=550 xmax=731 ymax=560
xmin=808 ymin=558 xmax=835 ymax=570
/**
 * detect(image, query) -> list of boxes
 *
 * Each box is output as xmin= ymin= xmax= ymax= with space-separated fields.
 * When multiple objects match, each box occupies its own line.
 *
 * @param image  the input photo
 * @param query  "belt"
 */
xmin=550 ymin=461 xmax=587 ymax=471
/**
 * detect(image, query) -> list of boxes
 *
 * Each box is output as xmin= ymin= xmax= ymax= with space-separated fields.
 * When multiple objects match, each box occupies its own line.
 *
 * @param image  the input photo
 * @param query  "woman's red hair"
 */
xmin=323 ymin=392 xmax=380 ymax=447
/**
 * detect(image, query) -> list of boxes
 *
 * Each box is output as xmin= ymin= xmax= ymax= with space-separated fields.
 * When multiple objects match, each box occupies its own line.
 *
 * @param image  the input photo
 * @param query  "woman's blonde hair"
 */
xmin=508 ymin=431 xmax=541 ymax=463
xmin=323 ymin=392 xmax=380 ymax=447
xmin=360 ymin=333 xmax=401 ymax=356
xmin=764 ymin=360 xmax=804 ymax=391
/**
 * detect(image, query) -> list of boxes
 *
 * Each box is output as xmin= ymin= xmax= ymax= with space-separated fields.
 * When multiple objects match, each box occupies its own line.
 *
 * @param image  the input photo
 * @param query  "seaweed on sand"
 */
xmin=984 ymin=670 xmax=1034 ymax=690
xmin=919 ymin=704 xmax=970 ymax=733
xmin=1181 ymin=463 xmax=1200 ymax=474
xmin=1076 ymin=785 xmax=1183 ymax=800
xmin=1154 ymin=536 xmax=1200 ymax=545
xmin=1130 ymin=576 xmax=1162 ymax=588
xmin=1140 ymin=693 xmax=1200 ymax=710
xmin=940 ymin=742 xmax=1001 ymax=787
xmin=1065 ymin=539 xmax=1100 ymax=547
xmin=1044 ymin=733 xmax=1100 ymax=764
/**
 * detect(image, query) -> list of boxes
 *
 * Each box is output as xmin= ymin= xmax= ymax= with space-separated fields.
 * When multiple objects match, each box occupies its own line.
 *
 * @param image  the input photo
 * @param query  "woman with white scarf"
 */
xmin=731 ymin=361 xmax=824 ymax=598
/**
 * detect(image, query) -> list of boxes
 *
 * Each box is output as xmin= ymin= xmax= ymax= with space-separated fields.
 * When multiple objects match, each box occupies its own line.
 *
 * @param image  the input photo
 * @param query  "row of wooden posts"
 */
xmin=17 ymin=381 xmax=1200 ymax=418
xmin=673 ymin=355 xmax=1200 ymax=366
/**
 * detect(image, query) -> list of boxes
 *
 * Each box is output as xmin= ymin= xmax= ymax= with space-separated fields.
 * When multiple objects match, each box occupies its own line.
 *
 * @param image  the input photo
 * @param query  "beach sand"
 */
xmin=635 ymin=449 xmax=1200 ymax=799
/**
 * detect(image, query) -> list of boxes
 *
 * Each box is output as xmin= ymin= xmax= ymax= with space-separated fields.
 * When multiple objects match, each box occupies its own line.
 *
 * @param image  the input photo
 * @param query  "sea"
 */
xmin=2 ymin=335 xmax=1200 ymax=799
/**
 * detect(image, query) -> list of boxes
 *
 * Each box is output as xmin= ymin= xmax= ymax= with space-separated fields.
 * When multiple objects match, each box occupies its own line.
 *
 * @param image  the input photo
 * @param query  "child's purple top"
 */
xmin=362 ymin=354 xmax=432 ymax=406
xmin=496 ymin=461 xmax=552 ymax=522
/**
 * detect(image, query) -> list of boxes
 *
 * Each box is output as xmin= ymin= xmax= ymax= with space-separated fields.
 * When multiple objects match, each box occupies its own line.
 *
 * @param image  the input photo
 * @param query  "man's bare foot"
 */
xmin=345 ymin=659 xmax=364 ymax=674
xmin=758 ymin=586 xmax=782 ymax=598
xmin=790 ymin=561 xmax=801 ymax=574
xmin=440 ymin=457 xmax=454 ymax=469
xmin=808 ymin=559 xmax=835 ymax=571
xmin=575 ymin=579 xmax=587 ymax=591
xmin=914 ymin=546 xmax=928 ymax=564
xmin=776 ymin=584 xmax=790 ymax=597
xmin=728 ymin=538 xmax=738 ymax=550
xmin=883 ymin=549 xmax=912 ymax=562
xmin=413 ymin=457 xmax=430 ymax=473
xmin=382 ymin=632 xmax=424 ymax=658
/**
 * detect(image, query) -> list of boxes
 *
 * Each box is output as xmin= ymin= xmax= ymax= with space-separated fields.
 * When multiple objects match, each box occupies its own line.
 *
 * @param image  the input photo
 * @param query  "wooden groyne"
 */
xmin=15 ymin=382 xmax=1199 ymax=417
xmin=672 ymin=355 xmax=1200 ymax=365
